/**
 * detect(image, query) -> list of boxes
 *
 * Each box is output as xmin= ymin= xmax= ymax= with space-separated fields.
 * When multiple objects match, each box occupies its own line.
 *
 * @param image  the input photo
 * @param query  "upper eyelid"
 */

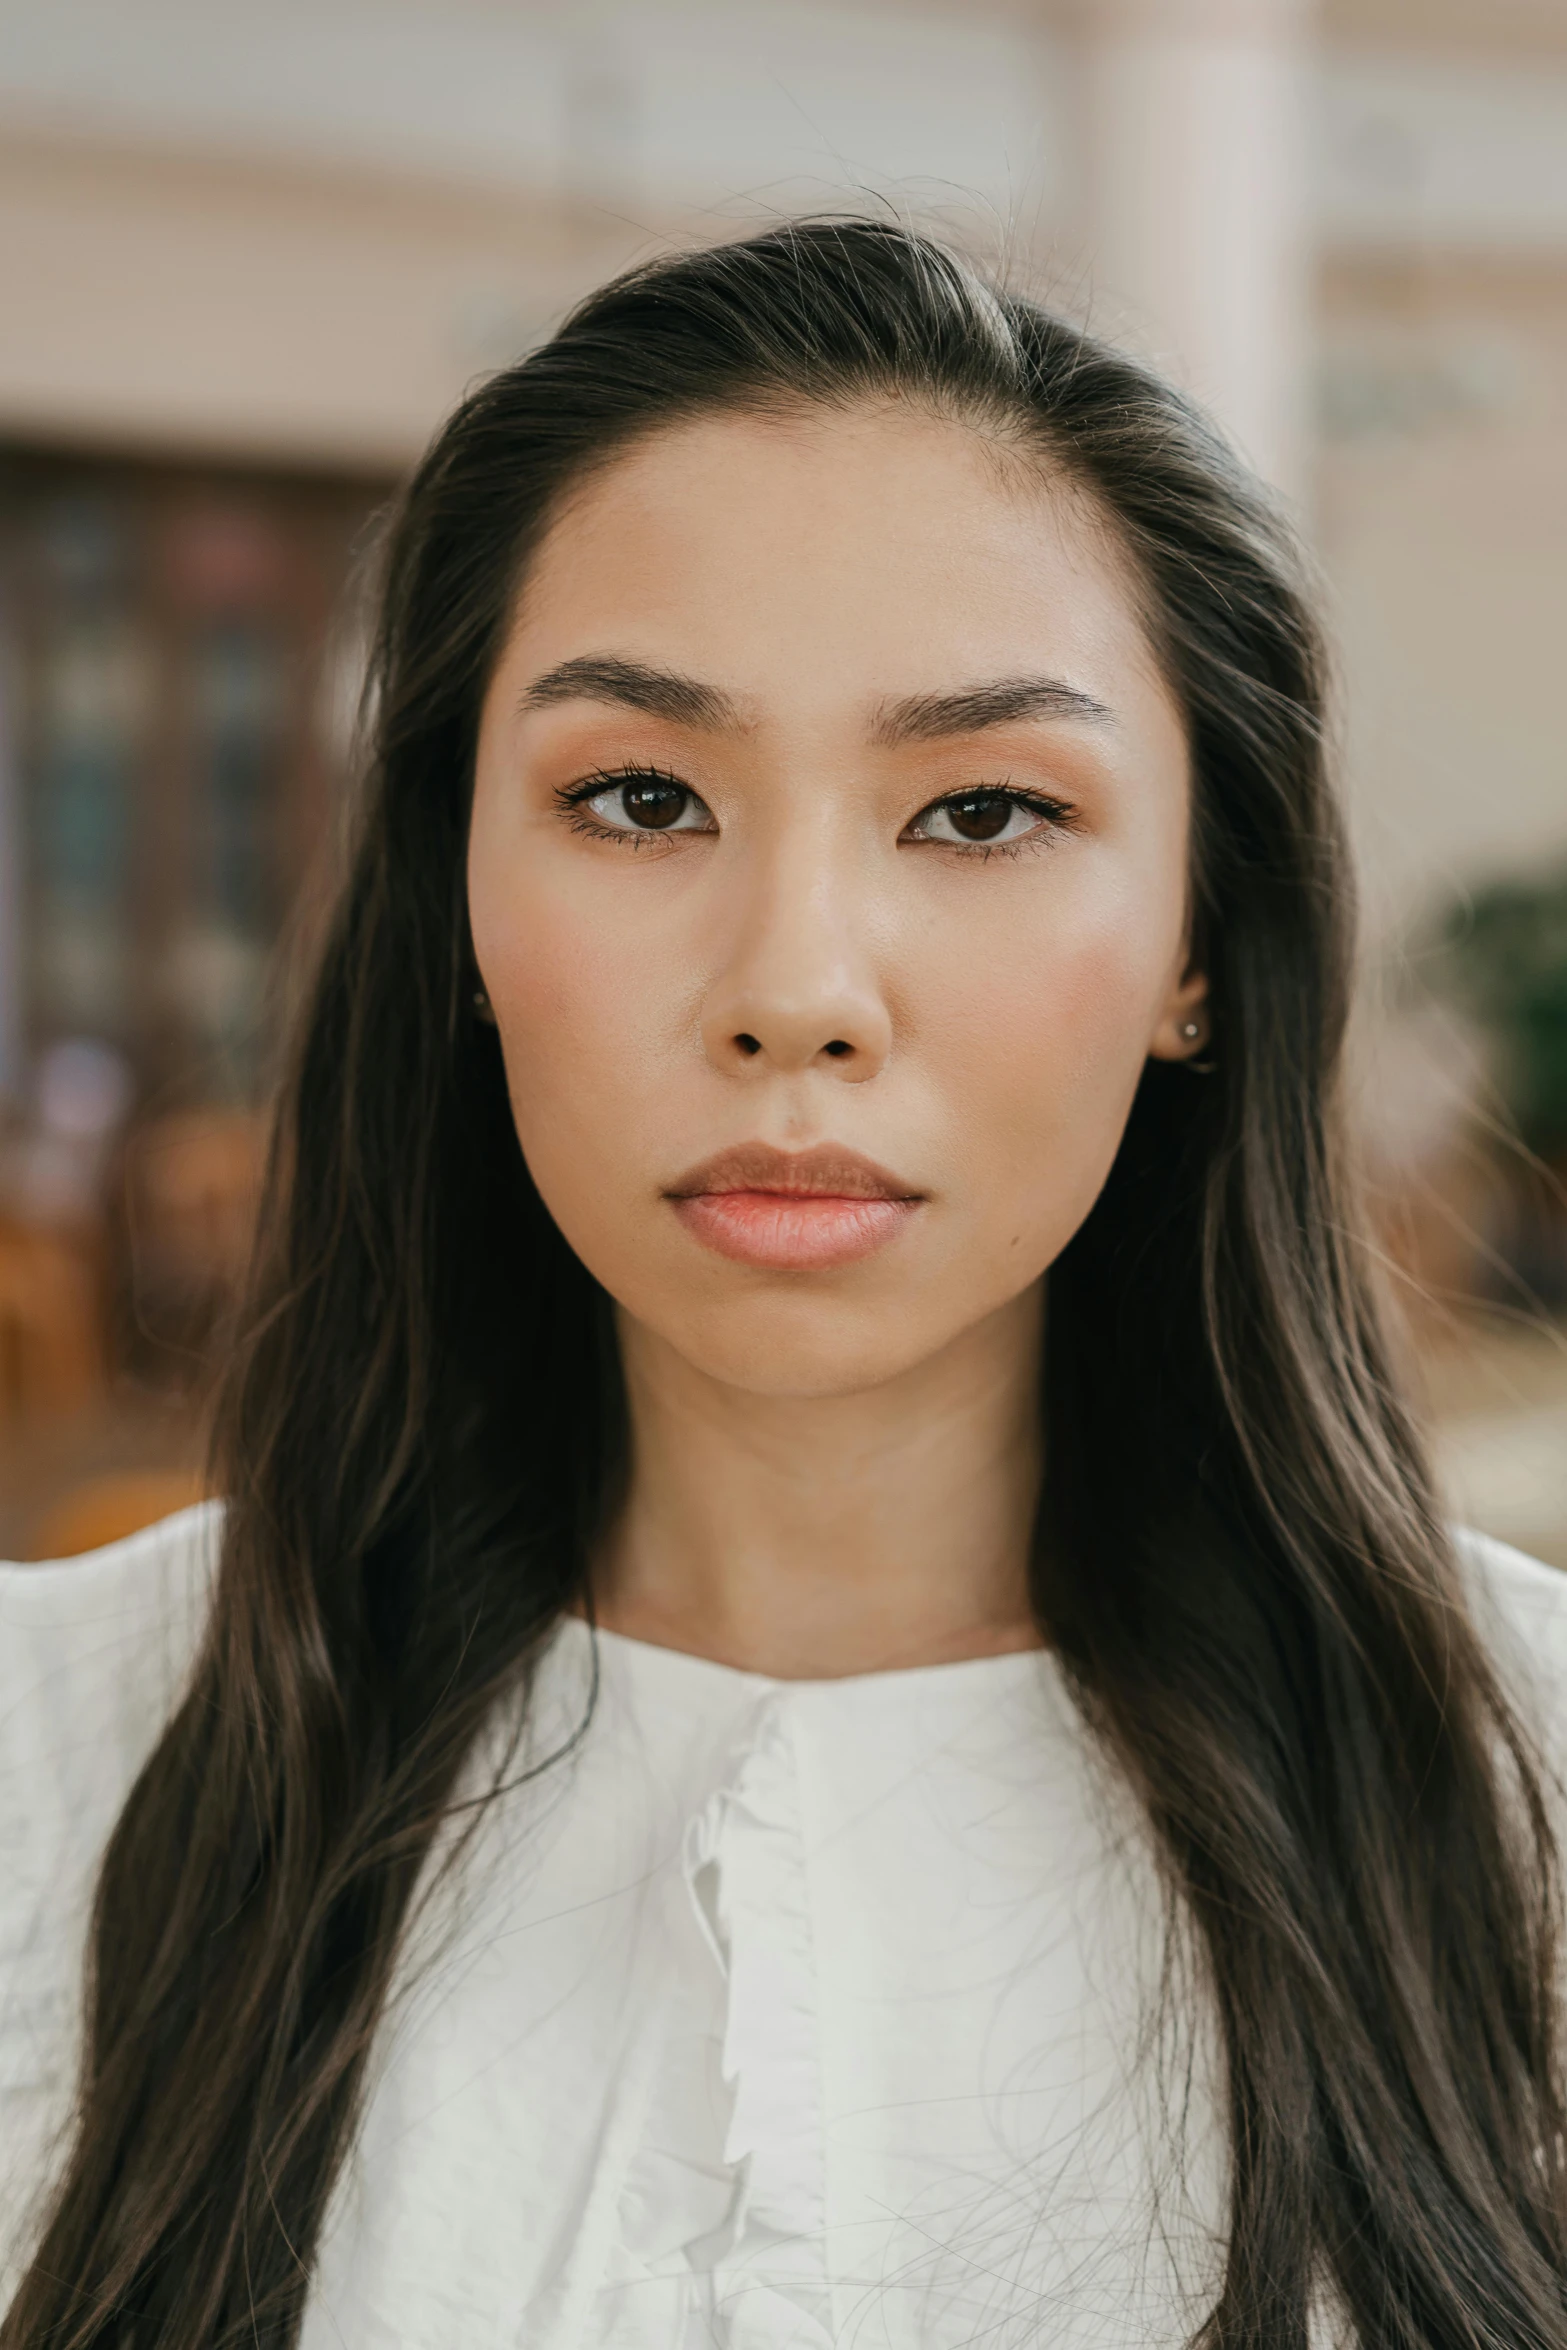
xmin=908 ymin=784 xmax=1074 ymax=825
xmin=558 ymin=763 xmax=697 ymax=800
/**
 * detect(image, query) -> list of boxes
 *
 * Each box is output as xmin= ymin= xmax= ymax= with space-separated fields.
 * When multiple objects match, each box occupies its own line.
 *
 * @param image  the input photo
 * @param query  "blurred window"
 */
xmin=30 ymin=501 xmax=144 ymax=1043
xmin=0 ymin=448 xmax=389 ymax=1111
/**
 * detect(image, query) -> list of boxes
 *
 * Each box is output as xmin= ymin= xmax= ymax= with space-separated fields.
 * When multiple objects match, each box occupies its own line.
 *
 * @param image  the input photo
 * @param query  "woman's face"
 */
xmin=469 ymin=405 xmax=1204 ymax=1399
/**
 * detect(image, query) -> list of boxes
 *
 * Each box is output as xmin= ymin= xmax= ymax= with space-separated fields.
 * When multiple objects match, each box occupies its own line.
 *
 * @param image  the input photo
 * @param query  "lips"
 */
xmin=665 ymin=1142 xmax=924 ymax=1271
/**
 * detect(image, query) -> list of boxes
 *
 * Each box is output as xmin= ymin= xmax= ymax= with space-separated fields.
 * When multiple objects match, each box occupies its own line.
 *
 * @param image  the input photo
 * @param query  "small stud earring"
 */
xmin=1179 ymin=1015 xmax=1216 ymax=1075
xmin=472 ymin=987 xmax=497 ymax=1025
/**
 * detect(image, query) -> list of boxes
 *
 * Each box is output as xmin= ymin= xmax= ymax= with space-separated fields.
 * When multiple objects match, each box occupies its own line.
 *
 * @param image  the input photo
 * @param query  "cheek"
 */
xmin=918 ymin=889 xmax=1172 ymax=1232
xmin=482 ymin=895 xmax=616 ymax=1064
xmin=470 ymin=868 xmax=681 ymax=1183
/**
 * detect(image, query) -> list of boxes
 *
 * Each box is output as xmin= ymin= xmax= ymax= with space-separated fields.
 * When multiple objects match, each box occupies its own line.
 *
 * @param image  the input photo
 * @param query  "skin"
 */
xmin=469 ymin=404 xmax=1207 ymax=1677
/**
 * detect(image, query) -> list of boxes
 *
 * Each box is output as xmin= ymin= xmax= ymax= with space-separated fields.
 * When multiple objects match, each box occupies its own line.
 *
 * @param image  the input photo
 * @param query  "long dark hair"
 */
xmin=8 ymin=220 xmax=1565 ymax=2350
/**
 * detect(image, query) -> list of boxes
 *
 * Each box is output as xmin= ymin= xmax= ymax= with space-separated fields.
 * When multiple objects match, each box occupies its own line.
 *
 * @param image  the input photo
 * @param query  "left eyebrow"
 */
xmin=870 ymin=675 xmax=1115 ymax=746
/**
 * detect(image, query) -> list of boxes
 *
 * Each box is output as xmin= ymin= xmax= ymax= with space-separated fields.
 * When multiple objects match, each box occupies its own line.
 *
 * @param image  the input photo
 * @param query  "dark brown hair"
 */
xmin=8 ymin=220 xmax=1565 ymax=2349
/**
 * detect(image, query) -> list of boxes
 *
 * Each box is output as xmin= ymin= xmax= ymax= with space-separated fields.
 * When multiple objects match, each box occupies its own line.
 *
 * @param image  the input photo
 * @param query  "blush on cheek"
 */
xmin=476 ymin=894 xmax=639 ymax=1083
xmin=941 ymin=928 xmax=1167 ymax=1251
xmin=933 ymin=915 xmax=1160 ymax=1105
xmin=475 ymin=905 xmax=682 ymax=1253
xmin=476 ymin=901 xmax=582 ymax=1027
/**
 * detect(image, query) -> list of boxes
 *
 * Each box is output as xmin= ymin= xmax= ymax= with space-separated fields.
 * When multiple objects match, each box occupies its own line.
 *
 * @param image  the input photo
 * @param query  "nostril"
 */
xmin=735 ymin=1033 xmax=762 ymax=1057
xmin=823 ymin=1040 xmax=852 ymax=1058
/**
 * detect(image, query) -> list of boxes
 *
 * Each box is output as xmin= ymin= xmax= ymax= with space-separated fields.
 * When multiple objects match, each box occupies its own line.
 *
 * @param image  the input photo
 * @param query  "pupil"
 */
xmin=948 ymin=793 xmax=1011 ymax=842
xmin=623 ymin=780 xmax=685 ymax=829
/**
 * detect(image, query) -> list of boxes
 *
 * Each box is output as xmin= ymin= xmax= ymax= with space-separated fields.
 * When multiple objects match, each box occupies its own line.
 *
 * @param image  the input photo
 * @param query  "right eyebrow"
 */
xmin=520 ymin=655 xmax=746 ymax=731
xmin=871 ymin=674 xmax=1115 ymax=744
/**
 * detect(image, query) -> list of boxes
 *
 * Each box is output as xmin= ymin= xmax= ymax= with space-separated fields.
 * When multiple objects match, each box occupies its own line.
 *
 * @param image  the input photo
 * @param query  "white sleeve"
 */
xmin=1455 ymin=1524 xmax=1567 ymax=1767
xmin=0 ymin=1501 xmax=222 ymax=2295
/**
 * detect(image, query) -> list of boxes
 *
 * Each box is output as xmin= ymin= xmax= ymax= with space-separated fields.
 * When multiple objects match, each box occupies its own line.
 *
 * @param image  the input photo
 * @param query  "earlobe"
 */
xmin=1149 ymin=974 xmax=1214 ymax=1069
xmin=1175 ymin=1009 xmax=1217 ymax=1075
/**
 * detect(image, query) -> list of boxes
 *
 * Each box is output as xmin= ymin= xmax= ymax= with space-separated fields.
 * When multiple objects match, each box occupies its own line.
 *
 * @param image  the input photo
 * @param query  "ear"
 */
xmin=1146 ymin=960 xmax=1212 ymax=1066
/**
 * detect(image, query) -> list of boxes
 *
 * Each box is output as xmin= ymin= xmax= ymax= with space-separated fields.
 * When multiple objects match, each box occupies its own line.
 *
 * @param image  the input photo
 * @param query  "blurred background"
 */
xmin=0 ymin=0 xmax=1564 ymax=1562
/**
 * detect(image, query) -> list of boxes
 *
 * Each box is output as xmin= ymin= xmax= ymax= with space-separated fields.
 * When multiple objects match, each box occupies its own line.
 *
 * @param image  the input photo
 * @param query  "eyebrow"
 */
xmin=519 ymin=654 xmax=1114 ymax=741
xmin=870 ymin=676 xmax=1115 ymax=744
xmin=520 ymin=655 xmax=744 ymax=730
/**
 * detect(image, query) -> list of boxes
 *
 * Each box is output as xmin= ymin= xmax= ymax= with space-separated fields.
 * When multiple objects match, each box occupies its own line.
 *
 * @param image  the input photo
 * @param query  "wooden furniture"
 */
xmin=0 ymin=1219 xmax=103 ymax=1428
xmin=25 ymin=1466 xmax=206 ymax=1560
xmin=121 ymin=1108 xmax=263 ymax=1373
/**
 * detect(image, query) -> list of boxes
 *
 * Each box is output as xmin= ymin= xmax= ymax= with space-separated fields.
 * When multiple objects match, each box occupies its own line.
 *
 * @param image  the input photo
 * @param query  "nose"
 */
xmin=701 ymin=841 xmax=893 ymax=1082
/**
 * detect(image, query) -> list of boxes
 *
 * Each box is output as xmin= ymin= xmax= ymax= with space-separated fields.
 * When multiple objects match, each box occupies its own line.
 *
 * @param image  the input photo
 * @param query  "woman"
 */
xmin=3 ymin=220 xmax=1566 ymax=2350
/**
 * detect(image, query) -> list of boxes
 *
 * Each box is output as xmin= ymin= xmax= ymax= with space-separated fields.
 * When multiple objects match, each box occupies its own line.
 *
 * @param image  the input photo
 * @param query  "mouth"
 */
xmin=664 ymin=1142 xmax=925 ymax=1271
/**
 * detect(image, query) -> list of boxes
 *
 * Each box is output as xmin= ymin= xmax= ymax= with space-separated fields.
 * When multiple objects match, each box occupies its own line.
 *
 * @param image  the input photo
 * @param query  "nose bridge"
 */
xmin=703 ymin=800 xmax=891 ymax=1079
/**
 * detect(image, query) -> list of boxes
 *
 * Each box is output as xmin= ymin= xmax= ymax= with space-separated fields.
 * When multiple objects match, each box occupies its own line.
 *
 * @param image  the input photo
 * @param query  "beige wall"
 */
xmin=0 ymin=129 xmax=644 ymax=472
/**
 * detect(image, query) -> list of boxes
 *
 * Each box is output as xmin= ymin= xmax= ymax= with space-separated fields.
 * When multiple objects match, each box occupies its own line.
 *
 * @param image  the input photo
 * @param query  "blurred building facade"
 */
xmin=1 ymin=3 xmax=1565 ymax=994
xmin=0 ymin=0 xmax=1565 ymax=1552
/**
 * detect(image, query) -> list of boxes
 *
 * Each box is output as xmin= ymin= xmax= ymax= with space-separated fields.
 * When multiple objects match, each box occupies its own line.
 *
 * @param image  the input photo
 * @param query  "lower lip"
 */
xmin=670 ymin=1190 xmax=920 ymax=1270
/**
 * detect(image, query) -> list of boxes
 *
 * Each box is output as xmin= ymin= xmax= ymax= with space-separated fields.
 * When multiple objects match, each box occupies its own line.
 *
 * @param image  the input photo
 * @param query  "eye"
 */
xmin=907 ymin=788 xmax=1067 ymax=849
xmin=562 ymin=768 xmax=716 ymax=835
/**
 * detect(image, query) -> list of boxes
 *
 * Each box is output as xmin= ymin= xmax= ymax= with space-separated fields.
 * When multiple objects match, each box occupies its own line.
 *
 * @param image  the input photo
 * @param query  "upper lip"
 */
xmin=666 ymin=1142 xmax=924 ymax=1201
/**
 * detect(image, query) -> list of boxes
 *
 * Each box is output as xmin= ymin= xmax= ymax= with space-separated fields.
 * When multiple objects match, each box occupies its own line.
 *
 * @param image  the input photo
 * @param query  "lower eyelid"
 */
xmin=577 ymin=803 xmax=716 ymax=839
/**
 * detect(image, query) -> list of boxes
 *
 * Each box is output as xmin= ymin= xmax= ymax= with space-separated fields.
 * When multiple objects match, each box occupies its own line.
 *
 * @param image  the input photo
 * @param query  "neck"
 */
xmin=591 ymin=1286 xmax=1045 ymax=1678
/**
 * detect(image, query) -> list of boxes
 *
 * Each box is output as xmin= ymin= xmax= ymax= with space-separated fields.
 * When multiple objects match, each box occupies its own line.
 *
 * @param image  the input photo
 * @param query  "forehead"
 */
xmin=506 ymin=404 xmax=1178 ymax=737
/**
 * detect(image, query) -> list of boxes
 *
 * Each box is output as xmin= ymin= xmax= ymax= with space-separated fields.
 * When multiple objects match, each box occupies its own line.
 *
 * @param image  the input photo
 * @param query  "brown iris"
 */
xmin=941 ymin=792 xmax=1015 ymax=842
xmin=621 ymin=779 xmax=689 ymax=828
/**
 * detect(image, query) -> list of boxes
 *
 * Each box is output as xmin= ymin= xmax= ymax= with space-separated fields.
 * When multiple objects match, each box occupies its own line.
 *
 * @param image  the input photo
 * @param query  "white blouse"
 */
xmin=3 ymin=1503 xmax=1565 ymax=2348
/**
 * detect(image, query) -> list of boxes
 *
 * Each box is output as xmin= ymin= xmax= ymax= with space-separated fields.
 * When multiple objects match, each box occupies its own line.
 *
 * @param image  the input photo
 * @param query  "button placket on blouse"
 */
xmin=679 ymin=1691 xmax=835 ymax=2347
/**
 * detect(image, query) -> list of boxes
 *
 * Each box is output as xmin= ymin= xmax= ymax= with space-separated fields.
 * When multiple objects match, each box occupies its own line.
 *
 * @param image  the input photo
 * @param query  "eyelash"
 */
xmin=553 ymin=766 xmax=703 ymax=849
xmin=552 ymin=766 xmax=1078 ymax=857
xmin=910 ymin=785 xmax=1078 ymax=859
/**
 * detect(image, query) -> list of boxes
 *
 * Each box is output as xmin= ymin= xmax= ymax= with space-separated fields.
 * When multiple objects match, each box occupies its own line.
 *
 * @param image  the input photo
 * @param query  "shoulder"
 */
xmin=0 ymin=1502 xmax=223 ymax=2210
xmin=0 ymin=1501 xmax=222 ymax=1963
xmin=0 ymin=1500 xmax=223 ymax=1795
xmin=1454 ymin=1525 xmax=1567 ymax=1751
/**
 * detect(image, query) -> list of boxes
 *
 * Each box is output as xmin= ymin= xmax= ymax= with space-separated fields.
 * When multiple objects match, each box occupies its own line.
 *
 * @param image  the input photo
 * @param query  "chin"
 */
xmin=654 ymin=1292 xmax=967 ymax=1400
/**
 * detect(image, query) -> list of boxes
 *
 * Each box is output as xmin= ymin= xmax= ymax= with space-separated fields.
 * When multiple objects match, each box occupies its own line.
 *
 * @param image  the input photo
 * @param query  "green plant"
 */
xmin=1438 ymin=861 xmax=1567 ymax=1158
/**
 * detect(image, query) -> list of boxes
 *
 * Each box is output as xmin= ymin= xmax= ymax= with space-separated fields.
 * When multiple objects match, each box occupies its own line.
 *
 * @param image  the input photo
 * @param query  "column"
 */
xmin=1074 ymin=0 xmax=1315 ymax=501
